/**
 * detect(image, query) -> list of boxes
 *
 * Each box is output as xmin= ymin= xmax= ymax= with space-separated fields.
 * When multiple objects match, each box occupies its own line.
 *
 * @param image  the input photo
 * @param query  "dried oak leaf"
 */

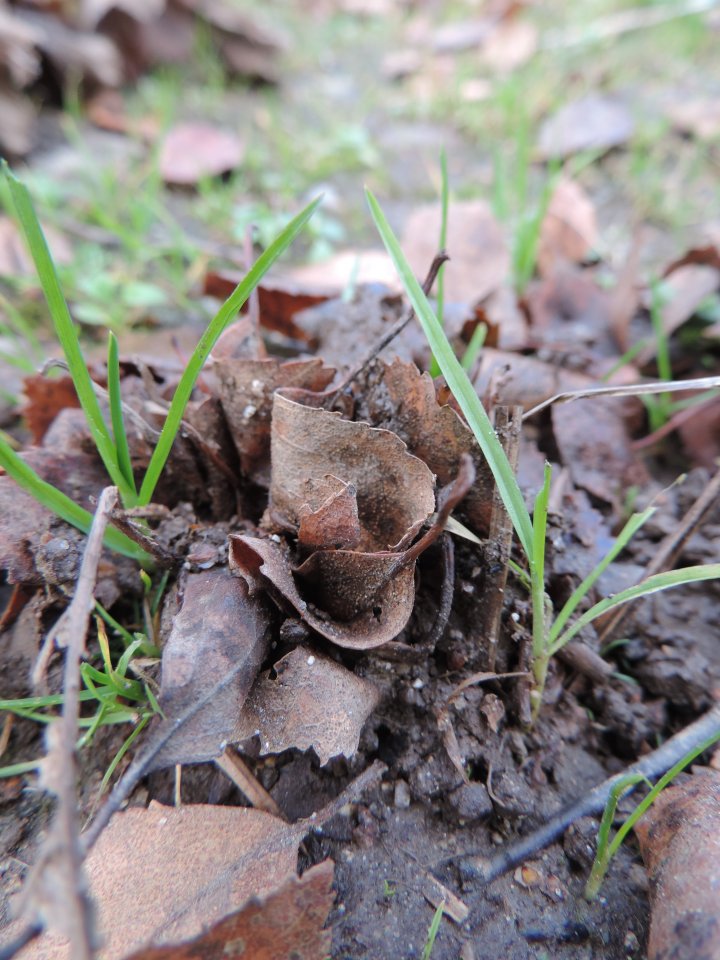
xmin=213 ymin=356 xmax=336 ymax=487
xmin=124 ymin=860 xmax=334 ymax=960
xmin=361 ymin=358 xmax=495 ymax=536
xmin=635 ymin=768 xmax=720 ymax=960
xmin=152 ymin=566 xmax=274 ymax=769
xmin=236 ymin=646 xmax=380 ymax=765
xmin=16 ymin=802 xmax=309 ymax=960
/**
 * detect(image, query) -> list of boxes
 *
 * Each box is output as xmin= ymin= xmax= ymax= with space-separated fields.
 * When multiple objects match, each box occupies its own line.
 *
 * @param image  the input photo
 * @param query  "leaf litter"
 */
xmin=2 ymin=101 xmax=720 ymax=960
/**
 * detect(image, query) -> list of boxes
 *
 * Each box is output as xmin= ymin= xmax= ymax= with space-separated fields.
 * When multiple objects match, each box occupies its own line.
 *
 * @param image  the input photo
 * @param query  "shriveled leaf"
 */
xmin=297 ymin=475 xmax=361 ymax=553
xmin=402 ymin=200 xmax=509 ymax=307
xmin=230 ymin=534 xmax=417 ymax=650
xmin=537 ymin=94 xmax=634 ymax=159
xmin=269 ymin=392 xmax=435 ymax=549
xmin=124 ymin=860 xmax=334 ymax=960
xmin=16 ymin=802 xmax=308 ymax=960
xmin=159 ymin=123 xmax=244 ymax=186
xmin=237 ymin=647 xmax=380 ymax=764
xmin=361 ymin=358 xmax=495 ymax=535
xmin=152 ymin=566 xmax=273 ymax=769
xmin=214 ymin=356 xmax=336 ymax=487
xmin=635 ymin=769 xmax=720 ymax=960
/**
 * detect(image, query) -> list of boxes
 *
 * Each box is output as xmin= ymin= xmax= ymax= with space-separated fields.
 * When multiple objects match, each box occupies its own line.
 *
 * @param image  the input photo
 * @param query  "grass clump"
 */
xmin=368 ymin=188 xmax=720 ymax=720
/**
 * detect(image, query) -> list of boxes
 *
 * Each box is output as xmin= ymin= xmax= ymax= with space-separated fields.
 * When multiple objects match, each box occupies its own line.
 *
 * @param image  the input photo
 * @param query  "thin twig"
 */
xmin=448 ymin=701 xmax=720 ymax=885
xmin=480 ymin=406 xmax=522 ymax=672
xmin=24 ymin=488 xmax=118 ymax=959
xmin=598 ymin=466 xmax=720 ymax=644
xmin=215 ymin=747 xmax=288 ymax=820
xmin=422 ymin=534 xmax=455 ymax=652
xmin=107 ymin=510 xmax=177 ymax=567
xmin=323 ymin=251 xmax=449 ymax=403
xmin=522 ymin=375 xmax=720 ymax=421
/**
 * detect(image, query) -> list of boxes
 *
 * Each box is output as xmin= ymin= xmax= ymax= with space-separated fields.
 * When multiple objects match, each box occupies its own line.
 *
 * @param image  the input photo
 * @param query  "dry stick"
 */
xmin=215 ymin=747 xmax=288 ymax=821
xmin=449 ymin=701 xmax=720 ymax=885
xmin=107 ymin=509 xmax=177 ymax=568
xmin=323 ymin=251 xmax=449 ymax=404
xmin=598 ymin=465 xmax=720 ymax=646
xmin=422 ymin=533 xmax=455 ymax=652
xmin=480 ymin=405 xmax=522 ymax=673
xmin=28 ymin=488 xmax=118 ymax=960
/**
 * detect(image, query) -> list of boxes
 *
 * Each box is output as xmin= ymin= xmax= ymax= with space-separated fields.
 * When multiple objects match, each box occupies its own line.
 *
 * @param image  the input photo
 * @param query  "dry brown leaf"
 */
xmin=230 ymin=534 xmax=417 ymax=649
xmin=16 ymin=802 xmax=308 ymax=960
xmin=635 ymin=769 xmax=720 ymax=960
xmin=481 ymin=17 xmax=537 ymax=72
xmin=297 ymin=475 xmax=362 ymax=553
xmin=159 ymin=123 xmax=244 ymax=185
xmin=667 ymin=98 xmax=720 ymax=141
xmin=361 ymin=359 xmax=495 ymax=536
xmin=213 ymin=356 xmax=336 ymax=487
xmin=288 ymin=249 xmax=401 ymax=295
xmin=537 ymin=179 xmax=598 ymax=276
xmin=552 ymin=397 xmax=650 ymax=509
xmin=537 ymin=94 xmax=634 ymax=160
xmin=21 ymin=375 xmax=81 ymax=444
xmin=402 ymin=200 xmax=509 ymax=307
xmin=236 ymin=646 xmax=380 ymax=764
xmin=525 ymin=266 xmax=615 ymax=356
xmin=203 ymin=272 xmax=331 ymax=344
xmin=269 ymin=392 xmax=435 ymax=550
xmin=639 ymin=264 xmax=720 ymax=365
xmin=152 ymin=567 xmax=274 ymax=769
xmin=123 ymin=860 xmax=334 ymax=960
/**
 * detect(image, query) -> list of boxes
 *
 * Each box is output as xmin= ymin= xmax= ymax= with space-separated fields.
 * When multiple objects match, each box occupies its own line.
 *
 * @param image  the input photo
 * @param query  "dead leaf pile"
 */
xmin=0 ymin=0 xmax=284 ymax=157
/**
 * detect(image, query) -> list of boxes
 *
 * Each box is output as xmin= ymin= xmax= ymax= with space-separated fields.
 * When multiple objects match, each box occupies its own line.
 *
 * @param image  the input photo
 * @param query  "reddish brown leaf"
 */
xmin=236 ymin=647 xmax=380 ymax=764
xmin=159 ymin=123 xmax=244 ymax=185
xmin=213 ymin=357 xmax=336 ymax=487
xmin=297 ymin=475 xmax=362 ymax=553
xmin=16 ymin=802 xmax=309 ymax=960
xmin=229 ymin=534 xmax=417 ymax=650
xmin=153 ymin=566 xmax=273 ymax=769
xmin=635 ymin=769 xmax=720 ymax=960
xmin=22 ymin=375 xmax=80 ymax=444
xmin=537 ymin=94 xmax=634 ymax=160
xmin=402 ymin=200 xmax=509 ymax=306
xmin=203 ymin=273 xmax=331 ymax=343
xmin=124 ymin=860 xmax=334 ymax=960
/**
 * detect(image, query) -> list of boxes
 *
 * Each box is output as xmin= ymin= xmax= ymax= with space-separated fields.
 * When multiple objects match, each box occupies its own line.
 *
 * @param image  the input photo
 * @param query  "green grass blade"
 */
xmin=585 ymin=772 xmax=648 ymax=900
xmin=421 ymin=902 xmax=445 ymax=960
xmin=547 ymin=506 xmax=656 ymax=646
xmin=530 ymin=462 xmax=552 ymax=661
xmin=461 ymin=321 xmax=487 ymax=371
xmin=606 ymin=729 xmax=720 ymax=862
xmin=550 ymin=564 xmax=720 ymax=655
xmin=107 ymin=331 xmax=136 ymax=493
xmin=138 ymin=195 xmax=321 ymax=505
xmin=367 ymin=188 xmax=534 ymax=556
xmin=0 ymin=438 xmax=153 ymax=566
xmin=429 ymin=148 xmax=449 ymax=378
xmin=2 ymin=162 xmax=136 ymax=505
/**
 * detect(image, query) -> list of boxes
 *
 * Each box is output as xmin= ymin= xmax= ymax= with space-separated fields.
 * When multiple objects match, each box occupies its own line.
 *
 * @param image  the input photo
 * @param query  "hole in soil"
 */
xmin=465 ymin=756 xmax=489 ymax=783
xmin=372 ymin=605 xmax=382 ymax=619
xmin=374 ymin=724 xmax=408 ymax=765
